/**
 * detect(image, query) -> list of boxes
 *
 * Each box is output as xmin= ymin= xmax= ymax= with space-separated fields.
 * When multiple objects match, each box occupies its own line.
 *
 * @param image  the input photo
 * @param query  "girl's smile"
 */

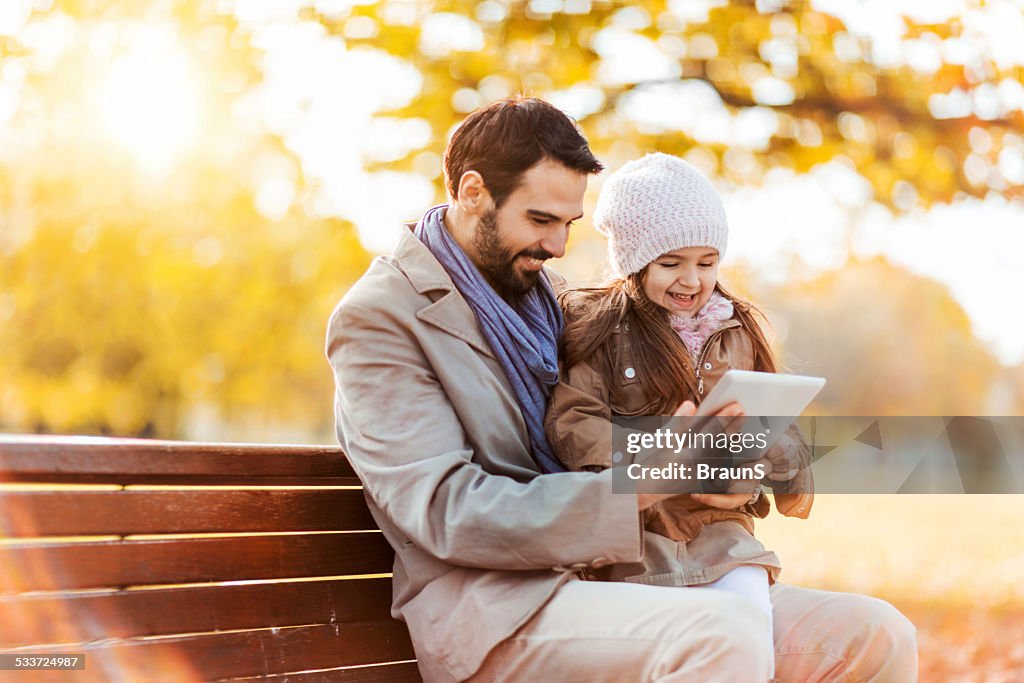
xmin=643 ymin=247 xmax=720 ymax=318
xmin=667 ymin=290 xmax=700 ymax=311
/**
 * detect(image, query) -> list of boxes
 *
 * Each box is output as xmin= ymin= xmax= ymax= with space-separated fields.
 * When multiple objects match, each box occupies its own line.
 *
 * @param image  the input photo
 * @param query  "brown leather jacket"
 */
xmin=545 ymin=290 xmax=814 ymax=543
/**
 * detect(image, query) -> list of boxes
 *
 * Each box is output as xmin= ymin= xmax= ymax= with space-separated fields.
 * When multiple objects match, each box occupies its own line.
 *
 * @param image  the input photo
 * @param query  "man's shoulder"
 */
xmin=327 ymin=255 xmax=421 ymax=333
xmin=343 ymin=255 xmax=409 ymax=307
xmin=336 ymin=227 xmax=456 ymax=313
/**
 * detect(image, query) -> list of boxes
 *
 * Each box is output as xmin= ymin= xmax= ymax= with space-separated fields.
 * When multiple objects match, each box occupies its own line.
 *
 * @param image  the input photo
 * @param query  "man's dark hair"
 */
xmin=444 ymin=96 xmax=604 ymax=208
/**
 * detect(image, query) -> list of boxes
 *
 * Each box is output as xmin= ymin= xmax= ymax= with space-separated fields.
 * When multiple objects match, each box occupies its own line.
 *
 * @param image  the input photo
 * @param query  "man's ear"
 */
xmin=455 ymin=170 xmax=493 ymax=216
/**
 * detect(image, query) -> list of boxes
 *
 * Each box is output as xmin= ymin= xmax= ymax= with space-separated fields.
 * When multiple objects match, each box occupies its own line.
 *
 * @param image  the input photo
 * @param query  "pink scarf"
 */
xmin=668 ymin=292 xmax=734 ymax=367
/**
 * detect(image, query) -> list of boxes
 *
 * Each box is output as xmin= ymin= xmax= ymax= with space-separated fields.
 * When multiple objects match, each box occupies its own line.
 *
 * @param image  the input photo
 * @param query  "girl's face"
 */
xmin=642 ymin=247 xmax=720 ymax=318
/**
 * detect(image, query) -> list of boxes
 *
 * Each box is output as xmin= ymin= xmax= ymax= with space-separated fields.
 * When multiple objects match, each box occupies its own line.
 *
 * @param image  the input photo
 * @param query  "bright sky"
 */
xmin=2 ymin=0 xmax=1023 ymax=364
xmin=719 ymin=164 xmax=1024 ymax=366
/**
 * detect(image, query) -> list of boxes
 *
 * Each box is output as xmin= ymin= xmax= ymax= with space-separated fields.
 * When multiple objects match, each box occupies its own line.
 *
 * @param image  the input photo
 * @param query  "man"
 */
xmin=326 ymin=97 xmax=917 ymax=682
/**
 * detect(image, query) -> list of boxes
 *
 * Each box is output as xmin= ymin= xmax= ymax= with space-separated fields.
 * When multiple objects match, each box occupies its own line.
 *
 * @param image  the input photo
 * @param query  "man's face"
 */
xmin=470 ymin=159 xmax=587 ymax=299
xmin=642 ymin=247 xmax=720 ymax=318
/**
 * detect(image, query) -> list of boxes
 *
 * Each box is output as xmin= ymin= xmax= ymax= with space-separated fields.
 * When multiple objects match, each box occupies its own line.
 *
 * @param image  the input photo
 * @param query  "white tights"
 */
xmin=703 ymin=565 xmax=775 ymax=679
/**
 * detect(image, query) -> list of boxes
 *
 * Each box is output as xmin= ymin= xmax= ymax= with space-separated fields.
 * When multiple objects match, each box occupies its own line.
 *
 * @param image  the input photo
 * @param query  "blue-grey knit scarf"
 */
xmin=414 ymin=205 xmax=566 ymax=473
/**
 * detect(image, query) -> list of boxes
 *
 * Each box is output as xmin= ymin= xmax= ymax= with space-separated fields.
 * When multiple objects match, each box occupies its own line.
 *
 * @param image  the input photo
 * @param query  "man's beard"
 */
xmin=472 ymin=207 xmax=550 ymax=300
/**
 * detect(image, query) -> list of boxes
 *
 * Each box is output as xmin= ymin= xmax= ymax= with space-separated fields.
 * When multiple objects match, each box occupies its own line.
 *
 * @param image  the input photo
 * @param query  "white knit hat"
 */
xmin=593 ymin=153 xmax=728 ymax=277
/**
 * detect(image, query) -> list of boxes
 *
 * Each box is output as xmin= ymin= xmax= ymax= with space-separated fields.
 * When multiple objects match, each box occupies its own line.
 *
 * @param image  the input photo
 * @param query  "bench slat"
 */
xmin=0 ymin=490 xmax=375 ymax=536
xmin=0 ymin=534 xmax=394 ymax=593
xmin=221 ymin=661 xmax=422 ymax=683
xmin=0 ymin=622 xmax=416 ymax=682
xmin=0 ymin=577 xmax=394 ymax=646
xmin=0 ymin=437 xmax=421 ymax=681
xmin=0 ymin=436 xmax=356 ymax=483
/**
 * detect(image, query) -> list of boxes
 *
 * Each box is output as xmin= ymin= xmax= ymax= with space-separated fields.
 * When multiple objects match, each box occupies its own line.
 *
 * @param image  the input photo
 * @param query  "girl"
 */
xmin=545 ymin=153 xmax=813 ymax=679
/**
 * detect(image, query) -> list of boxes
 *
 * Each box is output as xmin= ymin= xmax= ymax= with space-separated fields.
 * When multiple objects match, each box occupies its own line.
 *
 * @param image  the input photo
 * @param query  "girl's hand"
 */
xmin=637 ymin=400 xmax=749 ymax=511
xmin=673 ymin=400 xmax=698 ymax=416
xmin=691 ymin=492 xmax=757 ymax=510
xmin=673 ymin=399 xmax=745 ymax=418
xmin=677 ymin=399 xmax=760 ymax=506
xmin=761 ymin=434 xmax=802 ymax=482
xmin=673 ymin=399 xmax=746 ymax=435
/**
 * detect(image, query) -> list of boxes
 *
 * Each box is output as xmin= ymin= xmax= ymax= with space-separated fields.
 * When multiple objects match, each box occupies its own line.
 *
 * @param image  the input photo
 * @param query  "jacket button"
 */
xmin=704 ymin=362 xmax=712 ymax=370
xmin=624 ymin=367 xmax=636 ymax=379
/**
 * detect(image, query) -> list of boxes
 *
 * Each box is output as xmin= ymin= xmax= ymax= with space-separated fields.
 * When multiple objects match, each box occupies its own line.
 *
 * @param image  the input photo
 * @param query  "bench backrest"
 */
xmin=0 ymin=435 xmax=421 ymax=682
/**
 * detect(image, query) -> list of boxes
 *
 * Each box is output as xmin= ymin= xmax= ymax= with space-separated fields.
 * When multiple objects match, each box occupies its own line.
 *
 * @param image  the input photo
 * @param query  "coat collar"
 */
xmin=388 ymin=226 xmax=492 ymax=359
xmin=393 ymin=223 xmax=457 ymax=295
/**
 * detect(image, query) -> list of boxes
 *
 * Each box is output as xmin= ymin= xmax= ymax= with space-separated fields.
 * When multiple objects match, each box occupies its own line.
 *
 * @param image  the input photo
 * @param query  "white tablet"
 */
xmin=695 ymin=369 xmax=826 ymax=417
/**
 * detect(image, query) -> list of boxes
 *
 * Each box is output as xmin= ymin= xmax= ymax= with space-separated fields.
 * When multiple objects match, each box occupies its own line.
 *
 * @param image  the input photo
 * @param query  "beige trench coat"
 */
xmin=326 ymin=226 xmax=645 ymax=682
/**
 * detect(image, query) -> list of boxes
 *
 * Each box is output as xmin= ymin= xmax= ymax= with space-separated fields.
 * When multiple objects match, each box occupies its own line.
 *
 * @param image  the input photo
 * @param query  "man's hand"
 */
xmin=636 ymin=399 xmax=745 ymax=511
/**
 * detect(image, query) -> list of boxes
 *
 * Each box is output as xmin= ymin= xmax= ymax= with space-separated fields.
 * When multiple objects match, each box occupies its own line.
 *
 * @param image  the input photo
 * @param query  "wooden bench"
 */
xmin=0 ymin=435 xmax=421 ymax=682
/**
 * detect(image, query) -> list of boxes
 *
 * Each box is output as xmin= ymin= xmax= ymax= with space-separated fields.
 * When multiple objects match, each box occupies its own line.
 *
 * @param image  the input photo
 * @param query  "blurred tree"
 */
xmin=319 ymin=0 xmax=1024 ymax=210
xmin=765 ymin=257 xmax=1001 ymax=415
xmin=1005 ymin=363 xmax=1024 ymax=415
xmin=0 ymin=2 xmax=371 ymax=438
xmin=2 ymin=0 xmax=1019 ymax=437
xmin=0 ymin=166 xmax=369 ymax=437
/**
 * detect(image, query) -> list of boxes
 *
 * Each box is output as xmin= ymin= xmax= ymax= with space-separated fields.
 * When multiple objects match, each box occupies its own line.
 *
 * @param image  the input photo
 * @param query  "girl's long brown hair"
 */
xmin=559 ymin=271 xmax=777 ymax=414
